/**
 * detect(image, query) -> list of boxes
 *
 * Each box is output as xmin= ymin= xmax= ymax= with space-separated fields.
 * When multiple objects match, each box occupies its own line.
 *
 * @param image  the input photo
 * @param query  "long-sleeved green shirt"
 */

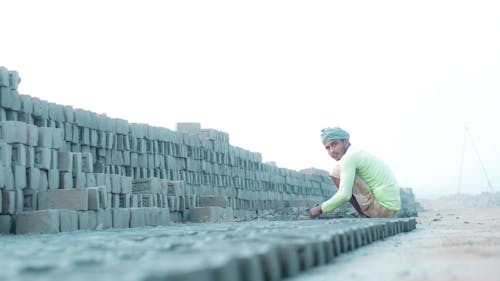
xmin=321 ymin=146 xmax=401 ymax=213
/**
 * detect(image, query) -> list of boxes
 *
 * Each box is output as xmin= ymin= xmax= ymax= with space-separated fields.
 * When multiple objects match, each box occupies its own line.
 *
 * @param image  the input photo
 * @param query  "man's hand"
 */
xmin=309 ymin=204 xmax=323 ymax=219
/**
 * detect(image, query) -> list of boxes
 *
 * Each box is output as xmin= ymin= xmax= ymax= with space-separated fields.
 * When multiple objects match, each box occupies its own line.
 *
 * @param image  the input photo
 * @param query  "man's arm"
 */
xmin=331 ymin=176 xmax=367 ymax=217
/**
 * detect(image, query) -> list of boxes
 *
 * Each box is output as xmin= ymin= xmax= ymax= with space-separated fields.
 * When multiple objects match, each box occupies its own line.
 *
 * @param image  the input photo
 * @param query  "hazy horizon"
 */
xmin=3 ymin=0 xmax=499 ymax=200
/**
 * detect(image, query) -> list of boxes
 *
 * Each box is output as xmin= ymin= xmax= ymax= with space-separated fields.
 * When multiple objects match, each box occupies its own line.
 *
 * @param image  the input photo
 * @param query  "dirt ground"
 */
xmin=289 ymin=195 xmax=500 ymax=281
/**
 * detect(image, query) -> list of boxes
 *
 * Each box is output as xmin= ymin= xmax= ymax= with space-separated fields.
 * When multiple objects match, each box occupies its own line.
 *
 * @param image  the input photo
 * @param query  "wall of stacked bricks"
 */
xmin=0 ymin=66 xmax=417 ymax=235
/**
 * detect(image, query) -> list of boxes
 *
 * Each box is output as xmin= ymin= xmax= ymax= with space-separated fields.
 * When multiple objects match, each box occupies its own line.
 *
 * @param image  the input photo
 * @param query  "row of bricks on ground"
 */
xmin=0 ymin=137 xmax=333 ymax=188
xmin=0 ymin=187 xmax=198 ymax=215
xmin=0 ymin=187 xmax=324 ymax=219
xmin=0 ymin=120 xmax=330 ymax=182
xmin=0 ymin=120 xmax=265 ymax=169
xmin=0 ymin=208 xmax=172 ymax=235
xmin=28 ymin=218 xmax=416 ymax=281
xmin=0 ymin=186 xmax=325 ymax=217
xmin=0 ymin=160 xmax=333 ymax=200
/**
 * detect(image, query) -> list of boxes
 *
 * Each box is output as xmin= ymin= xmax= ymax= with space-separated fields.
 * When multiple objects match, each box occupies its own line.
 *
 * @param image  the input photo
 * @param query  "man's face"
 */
xmin=324 ymin=139 xmax=349 ymax=161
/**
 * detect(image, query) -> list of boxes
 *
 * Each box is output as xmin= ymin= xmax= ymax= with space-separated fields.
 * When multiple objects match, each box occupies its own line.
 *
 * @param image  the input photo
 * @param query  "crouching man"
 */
xmin=309 ymin=127 xmax=401 ymax=218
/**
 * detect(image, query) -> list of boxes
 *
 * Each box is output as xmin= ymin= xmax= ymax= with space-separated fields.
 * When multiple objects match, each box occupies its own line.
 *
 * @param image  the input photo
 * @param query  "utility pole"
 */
xmin=457 ymin=126 xmax=494 ymax=194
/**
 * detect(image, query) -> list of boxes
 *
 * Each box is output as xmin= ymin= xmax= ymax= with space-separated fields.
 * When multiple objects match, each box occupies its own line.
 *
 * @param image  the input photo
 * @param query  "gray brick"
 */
xmin=64 ymin=105 xmax=74 ymax=123
xmin=37 ymin=127 xmax=53 ymax=148
xmin=59 ymin=172 xmax=73 ymax=189
xmin=19 ymin=95 xmax=33 ymax=114
xmin=112 ymin=208 xmax=130 ymax=228
xmin=58 ymin=152 xmax=73 ymax=172
xmin=81 ymin=152 xmax=93 ymax=173
xmin=15 ymin=209 xmax=60 ymax=234
xmin=96 ymin=209 xmax=111 ymax=229
xmin=25 ymin=146 xmax=35 ymax=168
xmin=14 ymin=165 xmax=27 ymax=189
xmin=87 ymin=187 xmax=101 ymax=210
xmin=78 ymin=211 xmax=90 ymax=230
xmin=27 ymin=124 xmax=38 ymax=146
xmin=0 ymin=66 xmax=9 ymax=87
xmin=38 ymin=189 xmax=88 ymax=211
xmin=73 ymin=172 xmax=86 ymax=188
xmin=0 ymin=141 xmax=12 ymax=166
xmin=38 ymin=170 xmax=49 ymax=191
xmin=130 ymin=208 xmax=145 ymax=228
xmin=59 ymin=209 xmax=78 ymax=232
xmin=34 ymin=147 xmax=51 ymax=170
xmin=0 ymin=121 xmax=28 ymax=144
xmin=189 ymin=206 xmax=228 ymax=223
xmin=0 ymin=215 xmax=12 ymax=234
xmin=8 ymin=71 xmax=20 ymax=90
xmin=98 ymin=186 xmax=108 ymax=209
xmin=198 ymin=196 xmax=227 ymax=207
xmin=47 ymin=169 xmax=59 ymax=189
xmin=26 ymin=167 xmax=40 ymax=190
xmin=11 ymin=144 xmax=26 ymax=166
xmin=1 ymin=190 xmax=15 ymax=214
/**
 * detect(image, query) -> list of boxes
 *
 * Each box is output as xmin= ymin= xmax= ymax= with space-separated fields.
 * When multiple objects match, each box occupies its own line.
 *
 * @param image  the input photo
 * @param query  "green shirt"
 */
xmin=321 ymin=146 xmax=401 ymax=213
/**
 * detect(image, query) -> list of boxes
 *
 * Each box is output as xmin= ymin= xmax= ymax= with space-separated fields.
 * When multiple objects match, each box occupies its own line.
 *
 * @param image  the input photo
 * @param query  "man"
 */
xmin=309 ymin=127 xmax=401 ymax=218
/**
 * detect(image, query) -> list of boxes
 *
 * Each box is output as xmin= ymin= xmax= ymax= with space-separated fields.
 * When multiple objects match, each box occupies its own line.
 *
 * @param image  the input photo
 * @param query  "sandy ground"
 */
xmin=288 ymin=200 xmax=500 ymax=281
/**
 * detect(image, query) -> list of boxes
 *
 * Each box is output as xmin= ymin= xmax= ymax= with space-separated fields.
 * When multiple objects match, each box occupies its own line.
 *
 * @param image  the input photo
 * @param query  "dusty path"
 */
xmin=287 ymin=202 xmax=500 ymax=281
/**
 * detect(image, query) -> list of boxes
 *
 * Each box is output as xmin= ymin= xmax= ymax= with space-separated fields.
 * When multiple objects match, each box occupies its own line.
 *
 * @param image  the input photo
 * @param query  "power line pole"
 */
xmin=458 ymin=126 xmax=494 ymax=193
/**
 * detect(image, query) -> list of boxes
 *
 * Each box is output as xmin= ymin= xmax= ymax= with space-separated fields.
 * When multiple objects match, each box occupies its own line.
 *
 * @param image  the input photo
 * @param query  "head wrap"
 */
xmin=320 ymin=127 xmax=350 ymax=143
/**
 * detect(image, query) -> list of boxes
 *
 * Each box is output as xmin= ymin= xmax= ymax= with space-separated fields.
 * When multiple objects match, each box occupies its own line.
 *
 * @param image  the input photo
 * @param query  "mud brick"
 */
xmin=0 ymin=141 xmax=12 ymax=166
xmin=142 ymin=194 xmax=154 ymax=207
xmin=110 ymin=193 xmax=118 ymax=208
xmin=87 ymin=187 xmax=100 ymax=210
xmin=78 ymin=211 xmax=90 ymax=230
xmin=34 ymin=147 xmax=51 ymax=170
xmin=130 ymin=194 xmax=139 ymax=208
xmin=37 ymin=127 xmax=53 ymax=148
xmin=38 ymin=170 xmax=49 ymax=191
xmin=81 ymin=152 xmax=93 ymax=173
xmin=0 ymin=67 xmax=9 ymax=87
xmin=121 ymin=176 xmax=132 ymax=193
xmin=14 ymin=165 xmax=27 ymax=189
xmin=26 ymin=167 xmax=40 ymax=190
xmin=73 ymin=172 xmax=86 ymax=188
xmin=130 ymin=208 xmax=145 ymax=228
xmin=98 ymin=187 xmax=108 ymax=209
xmin=148 ymin=207 xmax=160 ymax=226
xmin=47 ymin=169 xmax=59 ymax=189
xmin=0 ymin=215 xmax=12 ymax=234
xmin=112 ymin=208 xmax=130 ymax=228
xmin=96 ymin=209 xmax=112 ymax=229
xmin=11 ymin=144 xmax=26 ymax=166
xmin=1 ymin=190 xmax=15 ymax=214
xmin=59 ymin=209 xmax=78 ymax=232
xmin=50 ymin=150 xmax=58 ymax=169
xmin=25 ymin=146 xmax=35 ymax=168
xmin=38 ymin=189 xmax=88 ymax=211
xmin=0 ymin=87 xmax=17 ymax=110
xmin=198 ymin=196 xmax=227 ymax=207
xmin=166 ymin=180 xmax=185 ymax=196
xmin=104 ymin=174 xmax=112 ymax=193
xmin=158 ymin=208 xmax=171 ymax=225
xmin=119 ymin=193 xmax=130 ymax=208
xmin=72 ymin=153 xmax=82 ymax=175
xmin=190 ymin=206 xmax=226 ymax=223
xmin=25 ymin=124 xmax=38 ymax=146
xmin=52 ymin=128 xmax=63 ymax=149
xmin=86 ymin=173 xmax=96 ymax=187
xmin=88 ymin=210 xmax=97 ymax=230
xmin=59 ymin=172 xmax=73 ymax=189
xmin=133 ymin=177 xmax=160 ymax=194
xmin=16 ymin=209 xmax=60 ymax=234
xmin=58 ymin=152 xmax=73 ymax=172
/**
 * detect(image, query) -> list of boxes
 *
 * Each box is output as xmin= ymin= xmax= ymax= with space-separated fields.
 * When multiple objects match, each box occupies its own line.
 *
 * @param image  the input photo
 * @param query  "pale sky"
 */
xmin=2 ymin=0 xmax=499 ymax=199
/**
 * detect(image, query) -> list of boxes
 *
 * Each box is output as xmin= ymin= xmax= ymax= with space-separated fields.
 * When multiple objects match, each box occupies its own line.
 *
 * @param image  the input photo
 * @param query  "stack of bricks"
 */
xmin=0 ymin=66 xmax=337 ymax=235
